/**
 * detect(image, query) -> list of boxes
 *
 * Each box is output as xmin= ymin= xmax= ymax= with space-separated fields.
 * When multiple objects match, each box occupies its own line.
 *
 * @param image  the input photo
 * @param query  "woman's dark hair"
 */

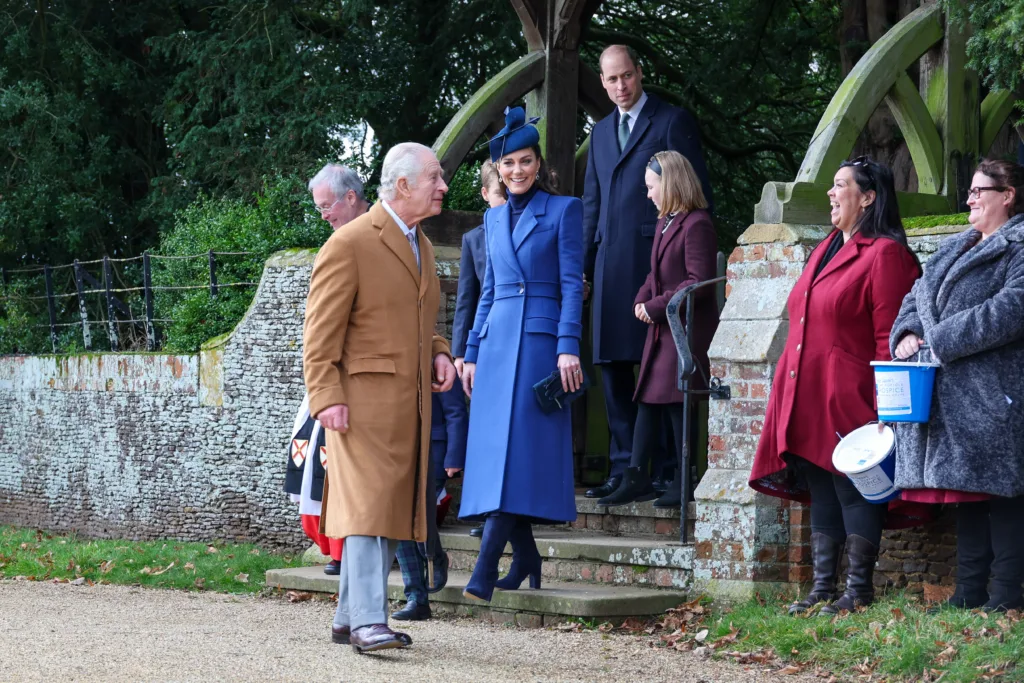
xmin=976 ymin=158 xmax=1024 ymax=216
xmin=530 ymin=144 xmax=560 ymax=195
xmin=838 ymin=155 xmax=912 ymax=251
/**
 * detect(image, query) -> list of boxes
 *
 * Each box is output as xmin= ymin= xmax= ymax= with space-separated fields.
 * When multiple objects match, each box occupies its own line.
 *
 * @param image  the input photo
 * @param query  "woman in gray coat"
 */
xmin=891 ymin=158 xmax=1024 ymax=612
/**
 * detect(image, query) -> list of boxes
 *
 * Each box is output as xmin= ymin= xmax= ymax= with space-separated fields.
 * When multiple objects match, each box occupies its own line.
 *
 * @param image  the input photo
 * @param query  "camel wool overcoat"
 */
xmin=303 ymin=201 xmax=451 ymax=542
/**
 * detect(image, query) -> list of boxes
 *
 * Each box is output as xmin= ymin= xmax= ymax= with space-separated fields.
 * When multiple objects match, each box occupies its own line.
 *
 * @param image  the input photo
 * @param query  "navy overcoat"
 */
xmin=582 ymin=93 xmax=713 ymax=363
xmin=451 ymin=225 xmax=486 ymax=358
xmin=460 ymin=190 xmax=584 ymax=523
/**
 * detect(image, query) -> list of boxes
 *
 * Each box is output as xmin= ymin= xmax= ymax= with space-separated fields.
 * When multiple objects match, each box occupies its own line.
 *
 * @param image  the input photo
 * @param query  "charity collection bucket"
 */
xmin=832 ymin=423 xmax=899 ymax=503
xmin=870 ymin=347 xmax=939 ymax=423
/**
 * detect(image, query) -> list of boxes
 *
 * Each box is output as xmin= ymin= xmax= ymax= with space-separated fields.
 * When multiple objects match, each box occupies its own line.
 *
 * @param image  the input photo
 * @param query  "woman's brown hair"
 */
xmin=976 ymin=158 xmax=1024 ymax=216
xmin=649 ymin=150 xmax=707 ymax=218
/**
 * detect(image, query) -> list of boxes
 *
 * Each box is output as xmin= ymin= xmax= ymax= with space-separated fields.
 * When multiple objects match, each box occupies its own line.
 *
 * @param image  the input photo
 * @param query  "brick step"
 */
xmin=265 ymin=566 xmax=688 ymax=628
xmin=570 ymin=495 xmax=695 ymax=540
xmin=441 ymin=524 xmax=693 ymax=590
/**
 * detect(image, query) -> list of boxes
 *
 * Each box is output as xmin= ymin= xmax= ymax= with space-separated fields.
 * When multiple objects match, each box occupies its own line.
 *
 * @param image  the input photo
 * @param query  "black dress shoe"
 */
xmin=585 ymin=474 xmax=622 ymax=499
xmin=334 ymin=624 xmax=412 ymax=646
xmin=392 ymin=600 xmax=432 ymax=621
xmin=350 ymin=624 xmax=407 ymax=653
xmin=428 ymin=551 xmax=448 ymax=593
xmin=650 ymin=476 xmax=670 ymax=495
xmin=324 ymin=560 xmax=341 ymax=575
xmin=652 ymin=482 xmax=682 ymax=508
xmin=598 ymin=467 xmax=657 ymax=506
xmin=469 ymin=525 xmax=483 ymax=538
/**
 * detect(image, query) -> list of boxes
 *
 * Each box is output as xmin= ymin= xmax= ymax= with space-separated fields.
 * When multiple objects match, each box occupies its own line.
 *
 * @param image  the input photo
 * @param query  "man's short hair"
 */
xmin=308 ymin=164 xmax=366 ymax=202
xmin=599 ymin=44 xmax=642 ymax=73
xmin=378 ymin=142 xmax=433 ymax=202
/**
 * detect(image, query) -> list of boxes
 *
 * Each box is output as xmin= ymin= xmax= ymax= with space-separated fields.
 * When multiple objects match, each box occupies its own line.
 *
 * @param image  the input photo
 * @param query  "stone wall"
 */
xmin=0 ymin=247 xmax=461 ymax=551
xmin=693 ymin=223 xmax=963 ymax=599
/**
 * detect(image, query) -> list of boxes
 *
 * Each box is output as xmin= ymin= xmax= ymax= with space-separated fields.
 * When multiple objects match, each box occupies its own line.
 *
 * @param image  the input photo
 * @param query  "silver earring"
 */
xmin=535 ymin=173 xmax=540 ymax=181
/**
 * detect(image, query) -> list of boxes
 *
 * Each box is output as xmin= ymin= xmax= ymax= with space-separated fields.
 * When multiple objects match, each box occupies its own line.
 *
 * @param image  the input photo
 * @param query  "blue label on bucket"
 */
xmin=875 ymin=370 xmax=912 ymax=415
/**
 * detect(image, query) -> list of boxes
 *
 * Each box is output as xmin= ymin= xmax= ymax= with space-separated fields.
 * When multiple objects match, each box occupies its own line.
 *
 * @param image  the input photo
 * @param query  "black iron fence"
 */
xmin=0 ymin=251 xmax=258 ymax=353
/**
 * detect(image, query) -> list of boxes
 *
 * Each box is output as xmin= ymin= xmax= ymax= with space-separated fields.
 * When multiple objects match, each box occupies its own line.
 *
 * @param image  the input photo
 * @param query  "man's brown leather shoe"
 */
xmin=349 ymin=624 xmax=408 ymax=654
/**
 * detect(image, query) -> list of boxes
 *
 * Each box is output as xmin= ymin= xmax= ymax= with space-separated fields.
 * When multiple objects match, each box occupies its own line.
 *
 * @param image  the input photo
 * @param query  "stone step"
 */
xmin=570 ymin=495 xmax=695 ymax=539
xmin=441 ymin=524 xmax=693 ymax=589
xmin=265 ymin=566 xmax=688 ymax=628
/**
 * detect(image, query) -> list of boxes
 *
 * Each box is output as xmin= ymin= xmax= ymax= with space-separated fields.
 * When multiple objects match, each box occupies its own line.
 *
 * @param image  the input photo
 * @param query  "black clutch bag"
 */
xmin=532 ymin=368 xmax=591 ymax=414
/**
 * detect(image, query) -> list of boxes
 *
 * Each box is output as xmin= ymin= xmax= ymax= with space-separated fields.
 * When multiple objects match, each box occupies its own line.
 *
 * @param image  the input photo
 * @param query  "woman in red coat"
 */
xmin=749 ymin=157 xmax=923 ymax=615
xmin=600 ymin=150 xmax=719 ymax=508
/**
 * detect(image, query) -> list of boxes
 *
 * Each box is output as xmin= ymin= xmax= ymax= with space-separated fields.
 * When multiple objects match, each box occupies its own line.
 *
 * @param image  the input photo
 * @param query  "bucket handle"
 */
xmin=894 ymin=341 xmax=933 ymax=364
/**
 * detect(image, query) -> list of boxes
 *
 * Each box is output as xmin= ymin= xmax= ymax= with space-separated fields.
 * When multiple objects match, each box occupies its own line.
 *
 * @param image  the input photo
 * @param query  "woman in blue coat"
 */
xmin=460 ymin=107 xmax=585 ymax=602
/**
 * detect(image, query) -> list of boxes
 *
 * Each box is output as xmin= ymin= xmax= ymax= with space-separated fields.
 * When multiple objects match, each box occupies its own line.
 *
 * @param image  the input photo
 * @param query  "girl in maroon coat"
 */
xmin=599 ymin=151 xmax=719 ymax=508
xmin=749 ymin=157 xmax=925 ymax=615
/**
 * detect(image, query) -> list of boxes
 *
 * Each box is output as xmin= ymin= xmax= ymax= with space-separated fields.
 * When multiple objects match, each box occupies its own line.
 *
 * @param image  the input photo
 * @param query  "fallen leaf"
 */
xmin=557 ymin=622 xmax=583 ymax=632
xmin=194 ymin=578 xmax=206 ymax=588
xmin=151 ymin=562 xmax=175 ymax=576
xmin=69 ymin=577 xmax=86 ymax=586
xmin=206 ymin=545 xmax=218 ymax=554
xmin=286 ymin=591 xmax=313 ymax=603
xmin=776 ymin=664 xmax=803 ymax=675
xmin=99 ymin=560 xmax=115 ymax=574
xmin=184 ymin=562 xmax=195 ymax=571
xmin=712 ymin=624 xmax=741 ymax=647
xmin=891 ymin=607 xmax=906 ymax=622
xmin=935 ymin=645 xmax=958 ymax=665
xmin=234 ymin=573 xmax=249 ymax=583
xmin=250 ymin=548 xmax=261 ymax=555
xmin=597 ymin=622 xmax=614 ymax=633
xmin=694 ymin=629 xmax=709 ymax=643
xmin=922 ymin=583 xmax=954 ymax=604
xmin=138 ymin=566 xmax=153 ymax=575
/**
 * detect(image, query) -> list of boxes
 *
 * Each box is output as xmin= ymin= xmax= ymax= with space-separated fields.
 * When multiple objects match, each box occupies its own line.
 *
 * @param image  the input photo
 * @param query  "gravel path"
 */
xmin=0 ymin=581 xmax=817 ymax=682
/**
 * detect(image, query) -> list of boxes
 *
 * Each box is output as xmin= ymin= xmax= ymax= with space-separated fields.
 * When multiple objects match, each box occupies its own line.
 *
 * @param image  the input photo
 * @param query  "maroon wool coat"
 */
xmin=749 ymin=230 xmax=929 ymax=527
xmin=634 ymin=209 xmax=719 ymax=404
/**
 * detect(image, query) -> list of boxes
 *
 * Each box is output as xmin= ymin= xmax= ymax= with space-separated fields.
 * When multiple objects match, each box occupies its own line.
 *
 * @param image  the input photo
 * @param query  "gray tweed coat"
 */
xmin=889 ymin=213 xmax=1024 ymax=498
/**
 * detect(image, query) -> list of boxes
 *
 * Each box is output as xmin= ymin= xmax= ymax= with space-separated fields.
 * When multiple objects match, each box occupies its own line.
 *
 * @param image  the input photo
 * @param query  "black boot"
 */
xmin=821 ymin=534 xmax=879 ymax=614
xmin=984 ymin=496 xmax=1024 ymax=612
xmin=598 ymin=467 xmax=657 ymax=506
xmin=494 ymin=519 xmax=542 ymax=590
xmin=652 ymin=477 xmax=682 ymax=509
xmin=943 ymin=502 xmax=993 ymax=610
xmin=788 ymin=533 xmax=843 ymax=614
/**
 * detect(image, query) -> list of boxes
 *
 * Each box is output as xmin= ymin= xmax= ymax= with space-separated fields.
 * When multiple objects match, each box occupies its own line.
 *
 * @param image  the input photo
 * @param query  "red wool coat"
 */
xmin=634 ymin=209 xmax=719 ymax=403
xmin=749 ymin=230 xmax=928 ymax=527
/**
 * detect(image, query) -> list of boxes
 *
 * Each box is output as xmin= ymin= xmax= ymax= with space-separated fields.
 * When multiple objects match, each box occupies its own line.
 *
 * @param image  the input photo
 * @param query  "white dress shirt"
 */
xmin=381 ymin=199 xmax=420 ymax=270
xmin=617 ymin=91 xmax=649 ymax=134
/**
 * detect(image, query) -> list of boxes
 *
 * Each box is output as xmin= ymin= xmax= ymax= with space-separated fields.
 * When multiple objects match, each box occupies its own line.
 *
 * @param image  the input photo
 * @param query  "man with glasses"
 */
xmin=309 ymin=164 xmax=370 ymax=230
xmin=285 ymin=164 xmax=370 ymax=577
xmin=581 ymin=45 xmax=714 ymax=503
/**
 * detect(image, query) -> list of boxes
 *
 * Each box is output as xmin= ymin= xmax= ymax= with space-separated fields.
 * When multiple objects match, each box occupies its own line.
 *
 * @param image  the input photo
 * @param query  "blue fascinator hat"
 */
xmin=488 ymin=106 xmax=541 ymax=163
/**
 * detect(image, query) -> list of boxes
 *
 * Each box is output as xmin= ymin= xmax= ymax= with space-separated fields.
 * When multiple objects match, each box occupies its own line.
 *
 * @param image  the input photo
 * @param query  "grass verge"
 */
xmin=0 ymin=526 xmax=301 ymax=593
xmin=903 ymin=212 xmax=970 ymax=229
xmin=636 ymin=592 xmax=1022 ymax=682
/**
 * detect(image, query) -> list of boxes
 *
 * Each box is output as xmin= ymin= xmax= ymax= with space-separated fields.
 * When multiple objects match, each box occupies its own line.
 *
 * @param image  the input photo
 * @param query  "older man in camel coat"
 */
xmin=303 ymin=142 xmax=455 ymax=653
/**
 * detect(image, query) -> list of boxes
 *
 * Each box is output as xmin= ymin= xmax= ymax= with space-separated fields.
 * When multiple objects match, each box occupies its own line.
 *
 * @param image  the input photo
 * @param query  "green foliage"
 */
xmin=0 ymin=279 xmax=50 ymax=354
xmin=0 ymin=525 xmax=301 ymax=594
xmin=444 ymin=160 xmax=488 ymax=213
xmin=903 ymin=212 xmax=970 ymax=229
xmin=950 ymin=0 xmax=1024 ymax=95
xmin=155 ymin=177 xmax=329 ymax=352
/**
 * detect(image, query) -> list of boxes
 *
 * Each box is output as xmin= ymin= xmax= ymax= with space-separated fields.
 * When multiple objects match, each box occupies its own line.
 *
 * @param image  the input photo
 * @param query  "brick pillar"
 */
xmin=692 ymin=223 xmax=828 ymax=600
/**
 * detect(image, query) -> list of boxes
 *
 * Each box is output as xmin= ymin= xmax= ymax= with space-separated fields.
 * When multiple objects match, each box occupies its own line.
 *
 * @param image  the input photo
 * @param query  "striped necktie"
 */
xmin=406 ymin=231 xmax=421 ymax=271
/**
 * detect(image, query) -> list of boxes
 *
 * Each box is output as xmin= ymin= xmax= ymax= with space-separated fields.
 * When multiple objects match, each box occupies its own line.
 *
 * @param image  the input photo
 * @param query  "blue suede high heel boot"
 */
xmin=463 ymin=514 xmax=515 ymax=602
xmin=495 ymin=519 xmax=542 ymax=590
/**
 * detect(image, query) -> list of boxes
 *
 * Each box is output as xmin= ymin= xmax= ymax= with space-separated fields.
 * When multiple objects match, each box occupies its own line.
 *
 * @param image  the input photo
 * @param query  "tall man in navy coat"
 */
xmin=582 ymin=45 xmax=714 ymax=498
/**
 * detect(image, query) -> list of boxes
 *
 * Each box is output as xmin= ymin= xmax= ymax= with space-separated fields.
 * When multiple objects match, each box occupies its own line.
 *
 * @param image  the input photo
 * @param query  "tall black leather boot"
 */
xmin=597 ymin=467 xmax=657 ymax=506
xmin=821 ymin=534 xmax=879 ymax=614
xmin=984 ymin=496 xmax=1024 ymax=612
xmin=946 ymin=502 xmax=993 ymax=609
xmin=788 ymin=533 xmax=843 ymax=614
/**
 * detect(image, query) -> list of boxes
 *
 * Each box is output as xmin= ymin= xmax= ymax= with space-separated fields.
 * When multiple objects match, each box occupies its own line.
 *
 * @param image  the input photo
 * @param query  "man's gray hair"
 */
xmin=308 ymin=164 xmax=366 ymax=201
xmin=379 ymin=142 xmax=434 ymax=202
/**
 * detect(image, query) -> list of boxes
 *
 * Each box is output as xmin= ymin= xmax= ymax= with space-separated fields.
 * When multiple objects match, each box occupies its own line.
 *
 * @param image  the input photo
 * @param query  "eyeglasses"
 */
xmin=968 ymin=186 xmax=1007 ymax=199
xmin=314 ymin=199 xmax=341 ymax=214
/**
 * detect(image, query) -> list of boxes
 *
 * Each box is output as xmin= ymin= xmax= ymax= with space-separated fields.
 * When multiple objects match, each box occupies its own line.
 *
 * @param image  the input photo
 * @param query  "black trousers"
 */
xmin=630 ymin=402 xmax=690 ymax=475
xmin=789 ymin=456 xmax=887 ymax=546
xmin=960 ymin=495 xmax=1024 ymax=600
xmin=600 ymin=363 xmax=673 ymax=478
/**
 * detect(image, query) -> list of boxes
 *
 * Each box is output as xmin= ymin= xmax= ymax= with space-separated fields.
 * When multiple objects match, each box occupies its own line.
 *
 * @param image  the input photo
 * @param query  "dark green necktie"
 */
xmin=618 ymin=113 xmax=631 ymax=151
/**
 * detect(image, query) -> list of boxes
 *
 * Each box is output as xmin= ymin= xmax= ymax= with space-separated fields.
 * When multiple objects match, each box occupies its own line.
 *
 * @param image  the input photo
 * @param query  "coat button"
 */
xmin=796 ymin=343 xmax=801 ymax=352
xmin=799 ymin=316 xmax=805 ymax=324
xmin=804 ymin=290 xmax=808 ymax=298
xmin=789 ymin=370 xmax=796 ymax=379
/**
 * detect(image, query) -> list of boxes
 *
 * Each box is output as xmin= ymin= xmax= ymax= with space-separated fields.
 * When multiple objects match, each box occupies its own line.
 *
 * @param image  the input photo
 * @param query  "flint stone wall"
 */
xmin=0 ymin=247 xmax=461 ymax=551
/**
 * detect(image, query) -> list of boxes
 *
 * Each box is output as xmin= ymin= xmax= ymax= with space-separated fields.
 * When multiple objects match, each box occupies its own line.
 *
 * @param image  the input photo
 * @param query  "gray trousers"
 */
xmin=333 ymin=535 xmax=399 ymax=630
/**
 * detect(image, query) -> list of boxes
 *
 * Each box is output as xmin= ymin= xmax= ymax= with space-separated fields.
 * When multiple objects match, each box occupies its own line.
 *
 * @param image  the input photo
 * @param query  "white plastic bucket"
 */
xmin=832 ymin=423 xmax=899 ymax=504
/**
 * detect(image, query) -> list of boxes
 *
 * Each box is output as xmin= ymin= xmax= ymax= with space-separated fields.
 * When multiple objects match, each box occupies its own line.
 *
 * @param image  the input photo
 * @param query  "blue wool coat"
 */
xmin=460 ymin=190 xmax=584 ymax=522
xmin=582 ymin=92 xmax=713 ymax=363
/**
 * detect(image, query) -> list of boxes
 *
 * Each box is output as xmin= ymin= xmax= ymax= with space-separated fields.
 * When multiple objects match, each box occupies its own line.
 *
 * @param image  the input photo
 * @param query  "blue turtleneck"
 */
xmin=508 ymin=185 xmax=539 ymax=231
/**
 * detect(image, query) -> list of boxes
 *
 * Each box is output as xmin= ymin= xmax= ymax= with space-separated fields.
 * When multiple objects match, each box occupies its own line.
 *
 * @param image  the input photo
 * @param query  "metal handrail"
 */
xmin=663 ymin=275 xmax=728 ymax=544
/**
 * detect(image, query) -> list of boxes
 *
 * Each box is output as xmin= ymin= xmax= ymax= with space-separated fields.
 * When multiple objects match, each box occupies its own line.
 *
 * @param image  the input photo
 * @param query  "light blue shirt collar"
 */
xmin=381 ymin=200 xmax=416 ymax=238
xmin=617 ymin=91 xmax=648 ymax=132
